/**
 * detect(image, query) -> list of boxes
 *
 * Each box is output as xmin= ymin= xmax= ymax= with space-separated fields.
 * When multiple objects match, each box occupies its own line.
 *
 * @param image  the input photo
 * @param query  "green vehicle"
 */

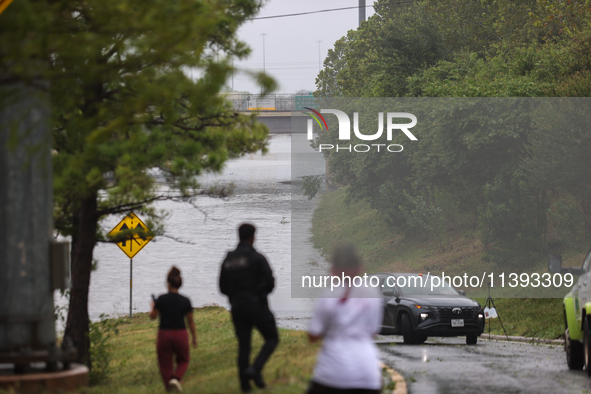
xmin=549 ymin=252 xmax=590 ymax=373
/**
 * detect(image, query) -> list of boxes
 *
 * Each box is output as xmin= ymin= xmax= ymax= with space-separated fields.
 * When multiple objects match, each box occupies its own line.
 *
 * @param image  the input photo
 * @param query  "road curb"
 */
xmin=481 ymin=333 xmax=564 ymax=345
xmin=375 ymin=335 xmax=564 ymax=345
xmin=379 ymin=362 xmax=407 ymax=394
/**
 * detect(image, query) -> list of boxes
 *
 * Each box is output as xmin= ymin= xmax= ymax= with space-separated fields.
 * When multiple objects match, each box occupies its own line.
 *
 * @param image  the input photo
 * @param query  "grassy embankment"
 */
xmin=311 ymin=187 xmax=569 ymax=339
xmin=71 ymin=307 xmax=320 ymax=394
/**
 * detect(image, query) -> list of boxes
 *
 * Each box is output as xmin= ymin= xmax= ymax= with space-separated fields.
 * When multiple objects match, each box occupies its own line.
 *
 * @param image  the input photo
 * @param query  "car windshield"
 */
xmin=393 ymin=275 xmax=460 ymax=296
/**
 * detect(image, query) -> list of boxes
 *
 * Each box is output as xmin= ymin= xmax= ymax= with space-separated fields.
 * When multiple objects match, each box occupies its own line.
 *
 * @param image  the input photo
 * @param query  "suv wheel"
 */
xmin=401 ymin=313 xmax=417 ymax=344
xmin=566 ymin=328 xmax=584 ymax=370
xmin=466 ymin=335 xmax=478 ymax=345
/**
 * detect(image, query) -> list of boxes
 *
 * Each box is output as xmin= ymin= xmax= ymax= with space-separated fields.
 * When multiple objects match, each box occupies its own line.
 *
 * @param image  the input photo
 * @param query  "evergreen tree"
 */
xmin=1 ymin=0 xmax=272 ymax=366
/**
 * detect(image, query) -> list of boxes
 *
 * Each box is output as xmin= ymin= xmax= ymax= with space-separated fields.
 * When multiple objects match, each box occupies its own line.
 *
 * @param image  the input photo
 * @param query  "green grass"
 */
xmin=312 ymin=188 xmax=567 ymax=339
xmin=80 ymin=307 xmax=320 ymax=394
xmin=474 ymin=298 xmax=564 ymax=339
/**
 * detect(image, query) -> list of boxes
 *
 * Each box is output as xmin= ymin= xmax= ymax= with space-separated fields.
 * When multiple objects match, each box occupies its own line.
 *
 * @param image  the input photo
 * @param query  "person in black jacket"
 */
xmin=219 ymin=223 xmax=279 ymax=393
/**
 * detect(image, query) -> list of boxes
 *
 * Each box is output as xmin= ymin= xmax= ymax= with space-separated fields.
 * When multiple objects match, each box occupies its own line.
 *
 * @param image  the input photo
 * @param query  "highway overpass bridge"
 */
xmin=230 ymin=93 xmax=313 ymax=134
xmin=240 ymin=111 xmax=304 ymax=134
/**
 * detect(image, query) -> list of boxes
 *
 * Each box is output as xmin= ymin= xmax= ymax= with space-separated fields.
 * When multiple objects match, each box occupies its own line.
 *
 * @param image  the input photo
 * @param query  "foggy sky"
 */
xmin=232 ymin=0 xmax=378 ymax=94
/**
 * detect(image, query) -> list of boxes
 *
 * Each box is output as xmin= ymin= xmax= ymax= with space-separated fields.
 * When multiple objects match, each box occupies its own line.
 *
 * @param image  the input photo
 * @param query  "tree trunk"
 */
xmin=64 ymin=193 xmax=98 ymax=367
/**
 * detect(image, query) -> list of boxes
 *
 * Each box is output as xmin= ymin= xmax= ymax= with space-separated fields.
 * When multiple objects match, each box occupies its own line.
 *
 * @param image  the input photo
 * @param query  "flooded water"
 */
xmin=54 ymin=134 xmax=327 ymax=330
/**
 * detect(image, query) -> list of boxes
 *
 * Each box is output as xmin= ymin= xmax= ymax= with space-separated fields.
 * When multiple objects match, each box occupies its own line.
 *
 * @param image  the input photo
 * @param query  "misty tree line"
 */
xmin=313 ymin=0 xmax=591 ymax=269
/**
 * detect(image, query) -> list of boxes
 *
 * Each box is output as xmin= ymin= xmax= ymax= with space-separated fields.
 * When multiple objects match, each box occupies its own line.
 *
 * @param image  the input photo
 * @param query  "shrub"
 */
xmin=88 ymin=314 xmax=121 ymax=385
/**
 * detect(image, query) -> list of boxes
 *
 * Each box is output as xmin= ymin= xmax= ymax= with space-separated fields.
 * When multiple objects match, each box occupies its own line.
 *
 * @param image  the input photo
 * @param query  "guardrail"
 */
xmin=226 ymin=93 xmax=317 ymax=111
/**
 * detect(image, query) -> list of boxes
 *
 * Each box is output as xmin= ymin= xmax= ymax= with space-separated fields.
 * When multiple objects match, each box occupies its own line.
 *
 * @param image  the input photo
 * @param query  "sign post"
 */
xmin=108 ymin=212 xmax=154 ymax=317
xmin=130 ymin=258 xmax=132 ymax=317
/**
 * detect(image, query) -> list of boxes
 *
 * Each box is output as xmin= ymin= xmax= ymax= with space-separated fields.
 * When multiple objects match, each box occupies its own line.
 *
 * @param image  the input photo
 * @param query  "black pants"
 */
xmin=306 ymin=381 xmax=381 ymax=394
xmin=231 ymin=298 xmax=279 ymax=387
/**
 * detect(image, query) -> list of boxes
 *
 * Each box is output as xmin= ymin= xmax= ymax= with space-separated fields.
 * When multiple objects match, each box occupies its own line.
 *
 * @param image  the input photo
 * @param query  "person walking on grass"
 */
xmin=306 ymin=244 xmax=383 ymax=394
xmin=219 ymin=223 xmax=279 ymax=393
xmin=150 ymin=266 xmax=197 ymax=393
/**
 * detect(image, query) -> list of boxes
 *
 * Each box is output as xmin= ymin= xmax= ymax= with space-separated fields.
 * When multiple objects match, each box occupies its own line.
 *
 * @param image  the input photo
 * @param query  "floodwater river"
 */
xmin=54 ymin=134 xmax=327 ymax=330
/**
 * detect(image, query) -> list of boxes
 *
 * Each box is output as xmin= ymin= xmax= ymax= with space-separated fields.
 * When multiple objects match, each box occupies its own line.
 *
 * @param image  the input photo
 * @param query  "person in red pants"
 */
xmin=150 ymin=266 xmax=197 ymax=392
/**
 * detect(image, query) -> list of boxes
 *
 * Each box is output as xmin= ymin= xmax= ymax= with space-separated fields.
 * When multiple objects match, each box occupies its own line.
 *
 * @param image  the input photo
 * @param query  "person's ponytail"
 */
xmin=167 ymin=266 xmax=183 ymax=289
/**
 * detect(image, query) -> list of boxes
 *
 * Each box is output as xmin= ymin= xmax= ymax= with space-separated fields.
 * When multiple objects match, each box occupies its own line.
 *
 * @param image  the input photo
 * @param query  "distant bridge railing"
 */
xmin=226 ymin=93 xmax=317 ymax=112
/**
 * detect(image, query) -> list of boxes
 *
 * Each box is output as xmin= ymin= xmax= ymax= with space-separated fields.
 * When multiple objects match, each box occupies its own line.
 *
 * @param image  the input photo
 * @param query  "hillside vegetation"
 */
xmin=313 ymin=0 xmax=591 ymax=274
xmin=311 ymin=188 xmax=569 ymax=339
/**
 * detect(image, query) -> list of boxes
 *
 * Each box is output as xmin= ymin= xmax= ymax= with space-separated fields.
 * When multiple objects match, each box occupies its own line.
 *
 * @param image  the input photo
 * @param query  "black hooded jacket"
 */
xmin=219 ymin=241 xmax=275 ymax=305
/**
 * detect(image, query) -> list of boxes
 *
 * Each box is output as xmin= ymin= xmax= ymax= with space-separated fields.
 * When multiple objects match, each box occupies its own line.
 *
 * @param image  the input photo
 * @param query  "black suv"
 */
xmin=372 ymin=273 xmax=485 ymax=344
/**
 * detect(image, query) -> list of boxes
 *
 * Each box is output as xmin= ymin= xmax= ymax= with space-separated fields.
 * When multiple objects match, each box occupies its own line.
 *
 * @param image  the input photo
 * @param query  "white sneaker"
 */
xmin=168 ymin=378 xmax=183 ymax=392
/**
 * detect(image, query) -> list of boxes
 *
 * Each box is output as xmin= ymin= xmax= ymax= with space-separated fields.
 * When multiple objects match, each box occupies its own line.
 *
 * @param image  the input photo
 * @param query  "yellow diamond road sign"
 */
xmin=0 ymin=0 xmax=15 ymax=16
xmin=109 ymin=212 xmax=153 ymax=258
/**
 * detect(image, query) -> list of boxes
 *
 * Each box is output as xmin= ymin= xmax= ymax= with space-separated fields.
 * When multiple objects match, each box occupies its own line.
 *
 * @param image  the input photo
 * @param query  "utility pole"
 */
xmin=261 ymin=33 xmax=267 ymax=96
xmin=0 ymin=81 xmax=77 ymax=376
xmin=359 ymin=0 xmax=366 ymax=26
xmin=261 ymin=33 xmax=267 ymax=75
xmin=0 ymin=82 xmax=55 ymax=355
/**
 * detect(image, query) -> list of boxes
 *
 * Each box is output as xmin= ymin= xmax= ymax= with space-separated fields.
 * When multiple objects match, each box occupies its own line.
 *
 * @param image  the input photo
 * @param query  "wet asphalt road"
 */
xmin=378 ymin=335 xmax=591 ymax=394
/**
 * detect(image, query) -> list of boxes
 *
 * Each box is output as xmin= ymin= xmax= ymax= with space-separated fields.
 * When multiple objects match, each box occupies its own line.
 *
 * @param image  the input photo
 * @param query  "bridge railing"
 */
xmin=226 ymin=93 xmax=317 ymax=111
